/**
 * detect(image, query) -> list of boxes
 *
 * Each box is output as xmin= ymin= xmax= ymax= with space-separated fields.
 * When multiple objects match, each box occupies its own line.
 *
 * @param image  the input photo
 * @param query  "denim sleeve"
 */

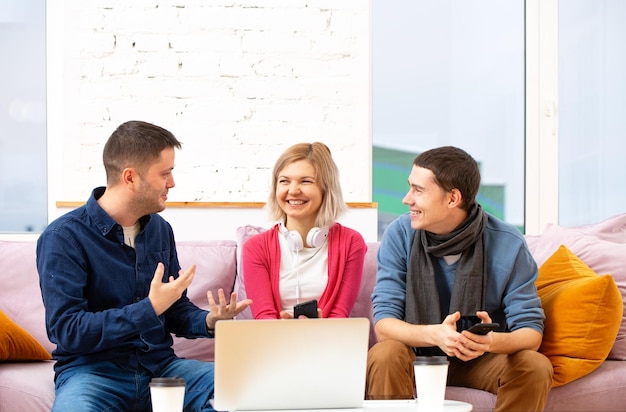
xmin=37 ymin=229 xmax=161 ymax=354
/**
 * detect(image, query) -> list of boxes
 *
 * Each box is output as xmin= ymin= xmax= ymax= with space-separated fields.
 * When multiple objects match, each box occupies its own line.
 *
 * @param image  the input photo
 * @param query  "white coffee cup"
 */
xmin=149 ymin=377 xmax=186 ymax=412
xmin=413 ymin=356 xmax=449 ymax=411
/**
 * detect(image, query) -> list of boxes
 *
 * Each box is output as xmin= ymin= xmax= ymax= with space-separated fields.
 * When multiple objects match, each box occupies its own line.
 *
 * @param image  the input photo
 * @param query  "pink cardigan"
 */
xmin=242 ymin=223 xmax=367 ymax=319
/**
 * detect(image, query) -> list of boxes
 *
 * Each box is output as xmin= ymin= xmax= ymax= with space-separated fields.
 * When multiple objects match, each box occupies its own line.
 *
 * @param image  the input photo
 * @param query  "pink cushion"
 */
xmin=567 ymin=213 xmax=626 ymax=244
xmin=525 ymin=220 xmax=626 ymax=360
xmin=0 ymin=361 xmax=55 ymax=411
xmin=447 ymin=360 xmax=626 ymax=412
xmin=350 ymin=242 xmax=379 ymax=348
xmin=171 ymin=240 xmax=238 ymax=362
xmin=233 ymin=225 xmax=268 ymax=320
xmin=0 ymin=241 xmax=54 ymax=354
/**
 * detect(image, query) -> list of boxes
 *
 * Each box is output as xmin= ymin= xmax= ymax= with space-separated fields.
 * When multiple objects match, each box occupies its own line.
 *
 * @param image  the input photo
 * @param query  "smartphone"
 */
xmin=457 ymin=315 xmax=481 ymax=332
xmin=293 ymin=299 xmax=318 ymax=319
xmin=466 ymin=322 xmax=499 ymax=335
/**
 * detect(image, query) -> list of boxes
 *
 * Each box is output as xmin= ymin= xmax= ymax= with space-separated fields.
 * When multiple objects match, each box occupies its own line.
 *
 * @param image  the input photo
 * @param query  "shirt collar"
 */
xmin=86 ymin=186 xmax=151 ymax=238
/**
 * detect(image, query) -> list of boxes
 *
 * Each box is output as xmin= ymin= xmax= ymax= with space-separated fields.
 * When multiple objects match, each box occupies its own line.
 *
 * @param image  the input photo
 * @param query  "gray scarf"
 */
xmin=405 ymin=204 xmax=487 ymax=355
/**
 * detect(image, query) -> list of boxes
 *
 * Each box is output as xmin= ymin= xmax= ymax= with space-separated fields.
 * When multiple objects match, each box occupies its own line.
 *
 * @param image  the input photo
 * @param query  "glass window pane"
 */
xmin=558 ymin=1 xmax=626 ymax=226
xmin=0 ymin=0 xmax=47 ymax=233
xmin=373 ymin=0 xmax=525 ymax=239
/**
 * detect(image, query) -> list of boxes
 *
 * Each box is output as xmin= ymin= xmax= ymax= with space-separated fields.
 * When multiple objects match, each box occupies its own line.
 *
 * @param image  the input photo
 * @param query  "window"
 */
xmin=373 ymin=0 xmax=525 ymax=239
xmin=0 ymin=0 xmax=47 ymax=233
xmin=558 ymin=1 xmax=626 ymax=226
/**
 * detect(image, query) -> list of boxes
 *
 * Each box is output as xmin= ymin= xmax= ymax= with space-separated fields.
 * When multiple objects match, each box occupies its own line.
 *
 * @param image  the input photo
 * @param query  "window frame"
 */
xmin=525 ymin=0 xmax=559 ymax=235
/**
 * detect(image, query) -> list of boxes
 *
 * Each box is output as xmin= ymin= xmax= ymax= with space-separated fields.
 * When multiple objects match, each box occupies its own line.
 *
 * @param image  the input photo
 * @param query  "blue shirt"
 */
xmin=371 ymin=212 xmax=544 ymax=334
xmin=37 ymin=187 xmax=210 ymax=377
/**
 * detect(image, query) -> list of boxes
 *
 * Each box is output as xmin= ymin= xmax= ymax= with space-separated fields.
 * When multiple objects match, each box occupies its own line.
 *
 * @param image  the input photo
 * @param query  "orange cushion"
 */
xmin=0 ymin=309 xmax=51 ymax=361
xmin=536 ymin=245 xmax=622 ymax=387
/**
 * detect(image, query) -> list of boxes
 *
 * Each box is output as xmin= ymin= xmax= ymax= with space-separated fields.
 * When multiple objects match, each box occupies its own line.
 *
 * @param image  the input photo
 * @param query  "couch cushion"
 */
xmin=543 ymin=360 xmax=626 ymax=412
xmin=447 ymin=360 xmax=626 ymax=412
xmin=0 ymin=310 xmax=51 ymax=361
xmin=171 ymin=240 xmax=238 ymax=362
xmin=563 ymin=212 xmax=626 ymax=243
xmin=536 ymin=245 xmax=622 ymax=387
xmin=351 ymin=242 xmax=379 ymax=348
xmin=0 ymin=360 xmax=55 ymax=411
xmin=0 ymin=241 xmax=54 ymax=354
xmin=233 ymin=225 xmax=267 ymax=320
xmin=526 ymin=222 xmax=626 ymax=360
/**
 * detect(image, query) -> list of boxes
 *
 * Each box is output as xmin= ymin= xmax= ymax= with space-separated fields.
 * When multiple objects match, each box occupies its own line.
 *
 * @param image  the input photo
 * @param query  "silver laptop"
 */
xmin=211 ymin=318 xmax=370 ymax=411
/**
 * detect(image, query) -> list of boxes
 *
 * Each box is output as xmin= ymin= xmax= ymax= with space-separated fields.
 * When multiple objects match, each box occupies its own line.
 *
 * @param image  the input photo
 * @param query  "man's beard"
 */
xmin=131 ymin=183 xmax=166 ymax=216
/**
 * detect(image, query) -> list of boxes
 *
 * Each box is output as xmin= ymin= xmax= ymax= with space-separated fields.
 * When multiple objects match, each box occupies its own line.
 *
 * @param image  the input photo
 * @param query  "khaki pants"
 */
xmin=366 ymin=339 xmax=553 ymax=412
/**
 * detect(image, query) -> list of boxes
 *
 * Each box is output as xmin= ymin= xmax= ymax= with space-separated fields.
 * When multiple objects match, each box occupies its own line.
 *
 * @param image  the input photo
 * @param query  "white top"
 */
xmin=122 ymin=222 xmax=140 ymax=248
xmin=278 ymin=232 xmax=329 ymax=313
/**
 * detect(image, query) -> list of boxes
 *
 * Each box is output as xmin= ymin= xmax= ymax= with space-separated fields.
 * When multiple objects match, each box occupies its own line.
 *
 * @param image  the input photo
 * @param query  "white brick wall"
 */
xmin=47 ymin=0 xmax=372 ymax=209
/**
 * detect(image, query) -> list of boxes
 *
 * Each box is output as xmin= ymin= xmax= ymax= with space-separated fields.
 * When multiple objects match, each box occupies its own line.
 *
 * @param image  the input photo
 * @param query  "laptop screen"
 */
xmin=212 ymin=318 xmax=370 ymax=411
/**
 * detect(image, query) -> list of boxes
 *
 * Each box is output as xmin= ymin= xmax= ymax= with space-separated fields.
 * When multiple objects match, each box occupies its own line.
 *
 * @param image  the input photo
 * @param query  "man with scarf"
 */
xmin=366 ymin=146 xmax=553 ymax=412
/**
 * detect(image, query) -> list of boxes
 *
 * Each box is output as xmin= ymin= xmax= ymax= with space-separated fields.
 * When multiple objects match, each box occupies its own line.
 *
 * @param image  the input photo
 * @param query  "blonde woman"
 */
xmin=242 ymin=142 xmax=367 ymax=319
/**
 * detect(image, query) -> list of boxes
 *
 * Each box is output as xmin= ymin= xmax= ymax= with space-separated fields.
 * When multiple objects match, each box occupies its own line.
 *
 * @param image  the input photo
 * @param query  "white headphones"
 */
xmin=279 ymin=223 xmax=329 ymax=252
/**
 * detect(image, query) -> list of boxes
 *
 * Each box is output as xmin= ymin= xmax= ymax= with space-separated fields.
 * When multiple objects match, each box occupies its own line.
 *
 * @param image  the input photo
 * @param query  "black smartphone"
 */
xmin=293 ymin=299 xmax=318 ymax=318
xmin=466 ymin=322 xmax=499 ymax=335
xmin=456 ymin=315 xmax=480 ymax=333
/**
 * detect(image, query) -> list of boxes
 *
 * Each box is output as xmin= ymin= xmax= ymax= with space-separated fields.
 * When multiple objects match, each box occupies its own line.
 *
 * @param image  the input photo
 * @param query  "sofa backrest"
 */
xmin=171 ymin=240 xmax=238 ymax=362
xmin=350 ymin=242 xmax=379 ymax=348
xmin=0 ymin=240 xmax=54 ymax=354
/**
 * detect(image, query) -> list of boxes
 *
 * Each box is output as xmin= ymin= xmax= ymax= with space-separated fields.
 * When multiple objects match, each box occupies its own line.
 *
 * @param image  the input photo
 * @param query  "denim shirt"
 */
xmin=37 ymin=187 xmax=210 ymax=378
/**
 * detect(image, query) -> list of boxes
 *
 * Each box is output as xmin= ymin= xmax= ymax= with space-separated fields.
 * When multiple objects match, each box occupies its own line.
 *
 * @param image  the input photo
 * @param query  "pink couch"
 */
xmin=1 ymin=217 xmax=625 ymax=411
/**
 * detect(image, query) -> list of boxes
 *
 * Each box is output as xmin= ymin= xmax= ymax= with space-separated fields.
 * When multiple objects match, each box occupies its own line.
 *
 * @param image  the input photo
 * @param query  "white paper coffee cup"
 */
xmin=150 ymin=377 xmax=186 ymax=412
xmin=413 ymin=356 xmax=449 ymax=411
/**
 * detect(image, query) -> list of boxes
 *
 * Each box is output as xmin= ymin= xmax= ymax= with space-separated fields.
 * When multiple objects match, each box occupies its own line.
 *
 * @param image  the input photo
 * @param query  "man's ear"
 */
xmin=447 ymin=188 xmax=463 ymax=208
xmin=122 ymin=168 xmax=137 ymax=187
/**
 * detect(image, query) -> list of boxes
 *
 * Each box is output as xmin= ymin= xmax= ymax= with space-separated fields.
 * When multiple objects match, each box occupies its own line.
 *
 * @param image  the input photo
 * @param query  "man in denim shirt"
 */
xmin=37 ymin=121 xmax=252 ymax=411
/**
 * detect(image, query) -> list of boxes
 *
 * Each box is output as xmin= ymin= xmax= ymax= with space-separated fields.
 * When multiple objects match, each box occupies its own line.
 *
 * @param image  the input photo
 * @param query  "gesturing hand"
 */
xmin=148 ymin=263 xmax=196 ymax=316
xmin=205 ymin=289 xmax=253 ymax=330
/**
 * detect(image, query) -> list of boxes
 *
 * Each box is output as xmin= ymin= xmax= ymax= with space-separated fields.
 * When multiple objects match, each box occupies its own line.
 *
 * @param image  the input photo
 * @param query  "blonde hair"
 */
xmin=267 ymin=142 xmax=346 ymax=228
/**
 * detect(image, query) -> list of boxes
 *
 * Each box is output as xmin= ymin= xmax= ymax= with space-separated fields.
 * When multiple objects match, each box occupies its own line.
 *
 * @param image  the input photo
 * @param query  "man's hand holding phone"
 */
xmin=452 ymin=312 xmax=499 ymax=361
xmin=465 ymin=322 xmax=499 ymax=335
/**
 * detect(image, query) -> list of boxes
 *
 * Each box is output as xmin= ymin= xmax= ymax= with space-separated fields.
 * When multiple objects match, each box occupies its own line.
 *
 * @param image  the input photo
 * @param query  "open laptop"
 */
xmin=211 ymin=318 xmax=370 ymax=412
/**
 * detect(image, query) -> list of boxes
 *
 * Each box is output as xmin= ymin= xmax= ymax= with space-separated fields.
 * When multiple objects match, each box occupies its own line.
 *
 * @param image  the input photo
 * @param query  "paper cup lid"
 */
xmin=150 ymin=377 xmax=186 ymax=387
xmin=413 ymin=356 xmax=449 ymax=365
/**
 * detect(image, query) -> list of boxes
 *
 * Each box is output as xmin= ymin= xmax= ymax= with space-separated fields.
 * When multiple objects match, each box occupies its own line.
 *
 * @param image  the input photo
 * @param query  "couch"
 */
xmin=1 ymin=215 xmax=625 ymax=412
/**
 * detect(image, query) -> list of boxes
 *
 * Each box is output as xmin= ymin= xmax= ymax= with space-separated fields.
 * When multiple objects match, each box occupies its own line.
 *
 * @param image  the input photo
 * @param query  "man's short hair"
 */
xmin=413 ymin=146 xmax=481 ymax=211
xmin=103 ymin=120 xmax=182 ymax=185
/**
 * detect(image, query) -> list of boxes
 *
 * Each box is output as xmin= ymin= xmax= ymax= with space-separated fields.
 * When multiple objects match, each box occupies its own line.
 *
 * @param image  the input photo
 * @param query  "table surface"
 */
xmin=225 ymin=399 xmax=473 ymax=411
xmin=362 ymin=400 xmax=472 ymax=411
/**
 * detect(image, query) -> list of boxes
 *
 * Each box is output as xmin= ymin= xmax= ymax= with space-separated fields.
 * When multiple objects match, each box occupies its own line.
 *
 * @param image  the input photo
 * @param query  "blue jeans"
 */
xmin=52 ymin=358 xmax=215 ymax=412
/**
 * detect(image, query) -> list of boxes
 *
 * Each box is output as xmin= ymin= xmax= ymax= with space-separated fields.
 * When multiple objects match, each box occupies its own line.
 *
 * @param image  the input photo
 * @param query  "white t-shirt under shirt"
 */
xmin=278 ymin=233 xmax=329 ymax=314
xmin=122 ymin=222 xmax=141 ymax=248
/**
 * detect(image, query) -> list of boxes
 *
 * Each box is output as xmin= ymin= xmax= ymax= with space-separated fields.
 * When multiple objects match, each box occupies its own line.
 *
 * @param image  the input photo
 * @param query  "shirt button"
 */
xmin=135 ymin=297 xmax=141 ymax=302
